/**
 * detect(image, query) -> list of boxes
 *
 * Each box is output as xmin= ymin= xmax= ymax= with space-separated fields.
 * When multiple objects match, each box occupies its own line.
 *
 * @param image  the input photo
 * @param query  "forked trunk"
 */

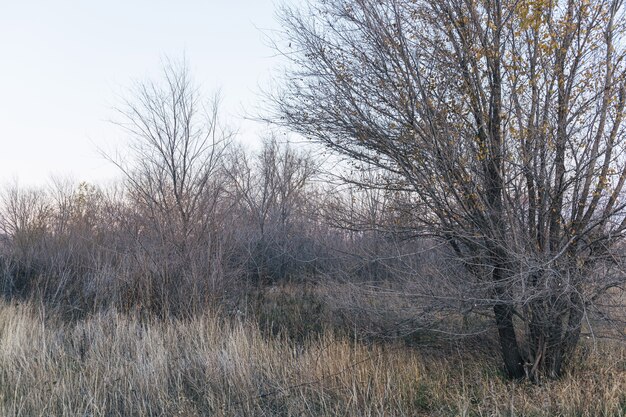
xmin=527 ymin=295 xmax=584 ymax=381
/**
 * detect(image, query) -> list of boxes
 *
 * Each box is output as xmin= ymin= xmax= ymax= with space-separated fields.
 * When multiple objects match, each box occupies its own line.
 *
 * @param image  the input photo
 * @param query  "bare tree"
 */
xmin=112 ymin=60 xmax=232 ymax=245
xmin=0 ymin=179 xmax=117 ymax=309
xmin=108 ymin=60 xmax=235 ymax=313
xmin=272 ymin=0 xmax=626 ymax=380
xmin=227 ymin=135 xmax=318 ymax=283
xmin=0 ymin=182 xmax=51 ymax=252
xmin=0 ymin=182 xmax=52 ymax=296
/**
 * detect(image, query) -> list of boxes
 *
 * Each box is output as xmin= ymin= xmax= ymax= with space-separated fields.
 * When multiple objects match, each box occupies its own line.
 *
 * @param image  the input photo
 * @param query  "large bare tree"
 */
xmin=109 ymin=60 xmax=234 ymax=312
xmin=272 ymin=0 xmax=626 ymax=380
xmin=112 ymin=61 xmax=232 ymax=247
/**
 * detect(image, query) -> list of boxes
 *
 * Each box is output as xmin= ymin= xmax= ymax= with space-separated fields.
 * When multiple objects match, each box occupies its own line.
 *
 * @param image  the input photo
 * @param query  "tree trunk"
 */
xmin=493 ymin=303 xmax=525 ymax=379
xmin=525 ymin=293 xmax=583 ymax=381
xmin=562 ymin=296 xmax=584 ymax=359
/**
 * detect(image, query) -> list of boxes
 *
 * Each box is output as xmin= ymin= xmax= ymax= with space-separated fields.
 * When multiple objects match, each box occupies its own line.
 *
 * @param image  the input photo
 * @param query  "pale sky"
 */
xmin=0 ymin=1 xmax=292 ymax=186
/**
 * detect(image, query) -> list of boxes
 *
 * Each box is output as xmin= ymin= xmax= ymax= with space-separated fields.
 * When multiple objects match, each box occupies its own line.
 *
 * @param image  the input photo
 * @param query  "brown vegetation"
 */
xmin=2 ymin=1 xmax=626 ymax=409
xmin=0 ymin=295 xmax=623 ymax=417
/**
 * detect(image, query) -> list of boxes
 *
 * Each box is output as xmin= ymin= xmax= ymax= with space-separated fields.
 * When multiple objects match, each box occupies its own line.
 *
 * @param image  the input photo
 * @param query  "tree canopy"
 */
xmin=273 ymin=0 xmax=626 ymax=380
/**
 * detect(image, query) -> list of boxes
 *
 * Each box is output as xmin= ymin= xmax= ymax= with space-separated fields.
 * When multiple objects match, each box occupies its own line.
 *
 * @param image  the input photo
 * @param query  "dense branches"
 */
xmin=110 ymin=61 xmax=233 ymax=252
xmin=273 ymin=0 xmax=626 ymax=380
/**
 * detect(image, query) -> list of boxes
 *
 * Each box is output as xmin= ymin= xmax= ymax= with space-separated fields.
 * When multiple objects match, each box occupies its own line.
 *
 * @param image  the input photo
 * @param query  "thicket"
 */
xmin=0 ymin=125 xmax=433 ymax=327
xmin=0 ymin=53 xmax=623 ymax=400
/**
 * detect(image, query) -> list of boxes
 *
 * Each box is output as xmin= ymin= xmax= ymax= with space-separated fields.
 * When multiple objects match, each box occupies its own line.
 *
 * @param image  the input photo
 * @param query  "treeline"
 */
xmin=0 ymin=136 xmax=439 ymax=321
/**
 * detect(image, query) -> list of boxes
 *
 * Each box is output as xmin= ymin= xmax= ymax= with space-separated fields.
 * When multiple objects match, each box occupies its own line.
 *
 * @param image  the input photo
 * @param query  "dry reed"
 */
xmin=0 ymin=300 xmax=623 ymax=416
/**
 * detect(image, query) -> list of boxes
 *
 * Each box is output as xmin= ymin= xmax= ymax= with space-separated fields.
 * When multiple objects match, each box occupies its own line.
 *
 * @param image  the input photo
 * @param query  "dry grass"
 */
xmin=0 ymin=300 xmax=623 ymax=417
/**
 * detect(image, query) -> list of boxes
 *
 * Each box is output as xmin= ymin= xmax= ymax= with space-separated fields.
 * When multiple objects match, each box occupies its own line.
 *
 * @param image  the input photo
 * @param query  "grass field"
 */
xmin=0 ymin=295 xmax=624 ymax=417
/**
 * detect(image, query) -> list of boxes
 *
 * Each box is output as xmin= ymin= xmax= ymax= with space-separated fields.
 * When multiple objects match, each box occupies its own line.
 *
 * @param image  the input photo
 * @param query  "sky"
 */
xmin=0 ymin=0 xmax=293 ymax=186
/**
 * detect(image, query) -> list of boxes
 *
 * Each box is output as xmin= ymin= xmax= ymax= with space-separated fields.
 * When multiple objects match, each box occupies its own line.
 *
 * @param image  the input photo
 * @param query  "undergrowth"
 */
xmin=0 ymin=294 xmax=623 ymax=417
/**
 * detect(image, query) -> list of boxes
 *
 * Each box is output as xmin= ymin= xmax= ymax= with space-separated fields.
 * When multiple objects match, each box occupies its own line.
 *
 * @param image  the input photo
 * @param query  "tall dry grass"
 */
xmin=0 ymin=300 xmax=623 ymax=416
